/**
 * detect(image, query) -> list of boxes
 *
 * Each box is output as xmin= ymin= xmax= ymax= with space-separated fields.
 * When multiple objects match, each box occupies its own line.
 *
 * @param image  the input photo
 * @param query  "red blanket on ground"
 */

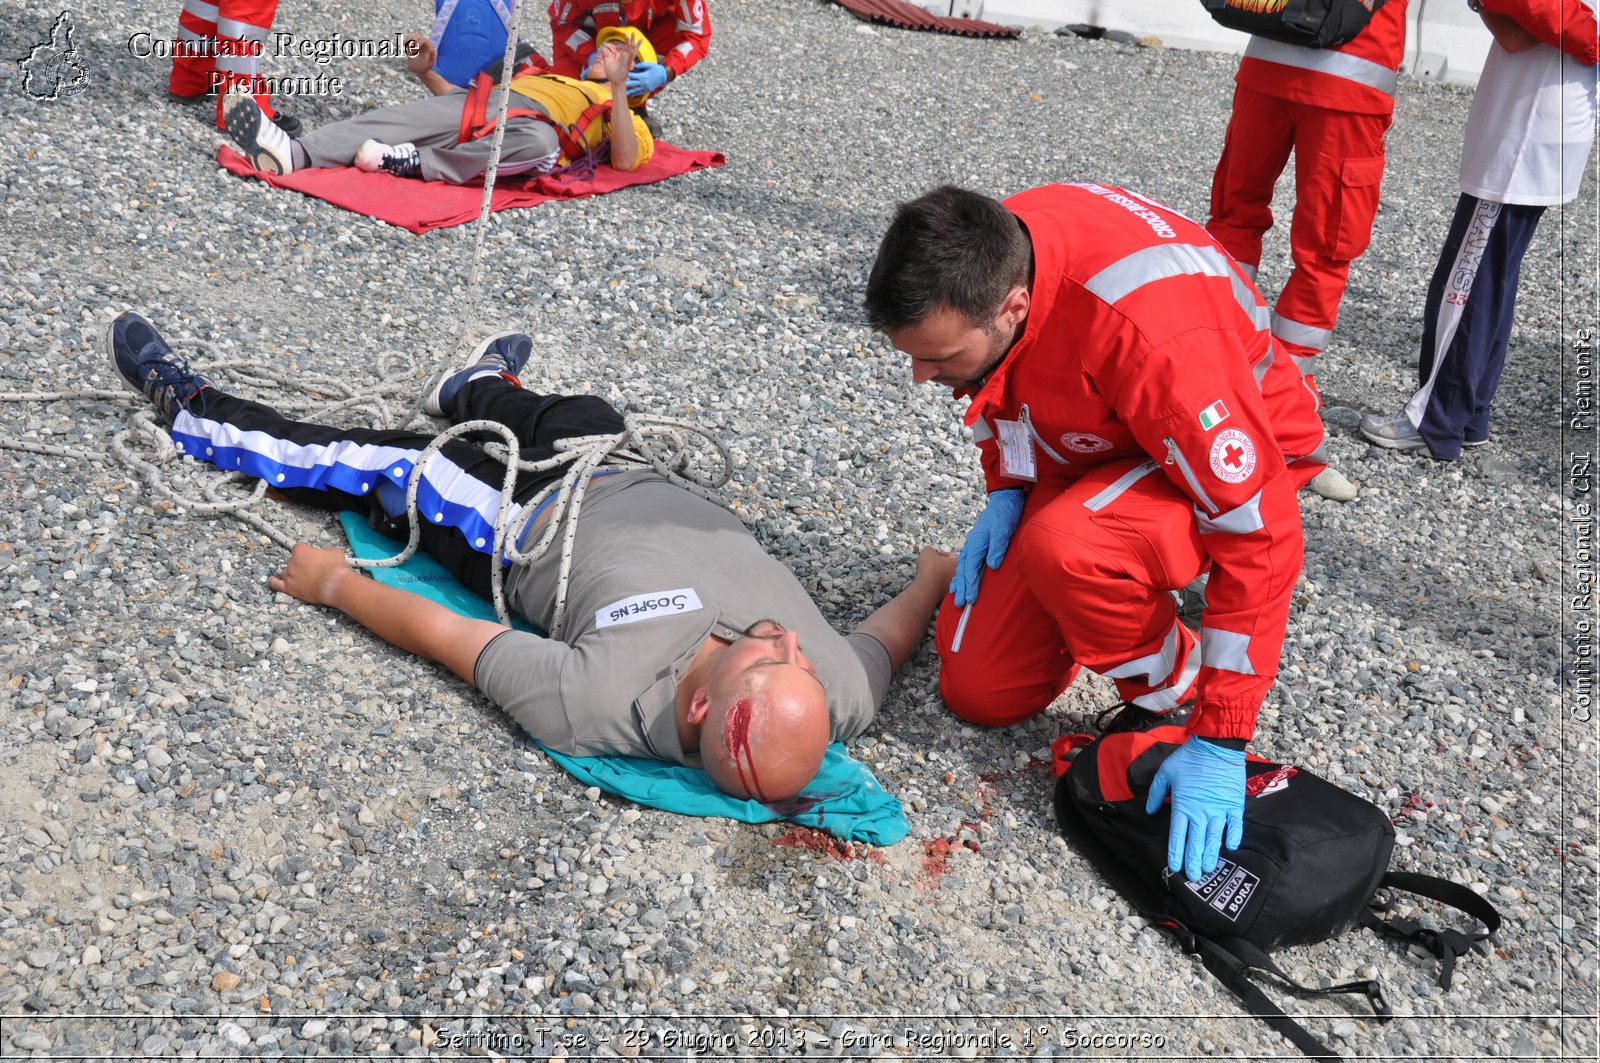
xmin=216 ymin=143 xmax=725 ymax=234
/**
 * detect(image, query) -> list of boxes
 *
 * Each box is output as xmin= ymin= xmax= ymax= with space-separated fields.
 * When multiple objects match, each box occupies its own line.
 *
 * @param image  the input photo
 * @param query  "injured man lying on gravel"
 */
xmin=108 ymin=311 xmax=954 ymax=803
xmin=220 ymin=33 xmax=651 ymax=181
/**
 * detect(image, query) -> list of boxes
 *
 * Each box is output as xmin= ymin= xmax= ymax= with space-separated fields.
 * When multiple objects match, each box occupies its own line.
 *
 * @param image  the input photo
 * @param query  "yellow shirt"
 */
xmin=503 ymin=73 xmax=655 ymax=167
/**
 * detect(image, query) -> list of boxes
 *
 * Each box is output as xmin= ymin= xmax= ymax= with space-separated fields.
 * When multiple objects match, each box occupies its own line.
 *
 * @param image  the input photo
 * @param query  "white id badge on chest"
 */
xmin=995 ymin=418 xmax=1037 ymax=481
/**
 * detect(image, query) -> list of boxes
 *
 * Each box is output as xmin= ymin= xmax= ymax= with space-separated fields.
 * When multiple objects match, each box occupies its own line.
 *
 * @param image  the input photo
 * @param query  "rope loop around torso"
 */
xmin=356 ymin=411 xmax=734 ymax=637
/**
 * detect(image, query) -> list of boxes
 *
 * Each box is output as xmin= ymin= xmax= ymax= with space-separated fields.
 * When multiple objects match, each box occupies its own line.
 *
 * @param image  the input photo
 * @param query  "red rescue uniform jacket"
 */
xmin=962 ymin=184 xmax=1325 ymax=740
xmin=547 ymin=0 xmax=712 ymax=81
xmin=1236 ymin=0 xmax=1409 ymax=115
xmin=1480 ymin=0 xmax=1600 ymax=63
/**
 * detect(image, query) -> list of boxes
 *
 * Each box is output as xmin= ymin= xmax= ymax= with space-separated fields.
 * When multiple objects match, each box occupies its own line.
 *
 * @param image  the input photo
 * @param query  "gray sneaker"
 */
xmin=424 ymin=331 xmax=534 ymax=417
xmin=1359 ymin=410 xmax=1427 ymax=451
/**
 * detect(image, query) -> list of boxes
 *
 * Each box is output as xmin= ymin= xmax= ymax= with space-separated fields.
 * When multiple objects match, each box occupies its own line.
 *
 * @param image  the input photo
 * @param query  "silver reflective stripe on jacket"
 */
xmin=950 ymin=603 xmax=973 ymax=653
xmin=1252 ymin=343 xmax=1275 ymax=389
xmin=1196 ymin=490 xmax=1265 ymax=535
xmin=1271 ymin=312 xmax=1333 ymax=354
xmin=1085 ymin=244 xmax=1270 ymax=332
xmin=1244 ymin=37 xmax=1399 ymax=96
xmin=1105 ymin=620 xmax=1182 ymax=685
xmin=1202 ymin=628 xmax=1256 ymax=676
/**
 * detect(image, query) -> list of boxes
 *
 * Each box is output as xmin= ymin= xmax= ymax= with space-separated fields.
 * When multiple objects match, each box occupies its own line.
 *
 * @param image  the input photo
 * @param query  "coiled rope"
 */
xmin=0 ymin=348 xmax=732 ymax=637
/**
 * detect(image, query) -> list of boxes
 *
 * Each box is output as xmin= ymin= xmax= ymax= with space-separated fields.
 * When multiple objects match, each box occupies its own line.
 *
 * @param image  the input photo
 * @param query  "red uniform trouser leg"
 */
xmin=1208 ymin=86 xmax=1294 ymax=286
xmin=1017 ymin=461 xmax=1209 ymax=712
xmin=934 ymin=460 xmax=1209 ymax=726
xmin=212 ymin=0 xmax=280 ymax=129
xmin=934 ymin=514 xmax=1078 ymax=726
xmin=170 ymin=0 xmax=219 ymax=97
xmin=1211 ymin=87 xmax=1390 ymax=408
xmin=1275 ymin=102 xmax=1390 ymax=404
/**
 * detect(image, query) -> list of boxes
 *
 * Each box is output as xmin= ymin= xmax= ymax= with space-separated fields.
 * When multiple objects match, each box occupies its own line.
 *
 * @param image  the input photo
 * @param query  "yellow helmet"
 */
xmin=594 ymin=24 xmax=656 ymax=65
xmin=594 ymin=26 xmax=658 ymax=107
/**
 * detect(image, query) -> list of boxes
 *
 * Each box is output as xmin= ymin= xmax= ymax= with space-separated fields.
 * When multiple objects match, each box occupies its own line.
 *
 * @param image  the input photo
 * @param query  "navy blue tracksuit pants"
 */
xmin=1404 ymin=193 xmax=1546 ymax=460
xmin=170 ymin=377 xmax=624 ymax=600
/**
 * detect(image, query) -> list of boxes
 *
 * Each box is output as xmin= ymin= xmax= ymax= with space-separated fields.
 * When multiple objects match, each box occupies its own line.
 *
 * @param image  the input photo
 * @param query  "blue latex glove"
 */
xmin=950 ymin=488 xmax=1025 ymax=607
xmin=581 ymin=51 xmax=599 ymax=78
xmin=1145 ymin=735 xmax=1246 ymax=882
xmin=625 ymin=60 xmax=669 ymax=96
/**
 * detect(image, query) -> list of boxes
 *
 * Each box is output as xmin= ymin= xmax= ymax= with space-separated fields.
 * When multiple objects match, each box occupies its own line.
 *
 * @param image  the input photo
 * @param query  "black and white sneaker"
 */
xmin=354 ymin=139 xmax=421 ymax=179
xmin=222 ymin=85 xmax=296 ymax=175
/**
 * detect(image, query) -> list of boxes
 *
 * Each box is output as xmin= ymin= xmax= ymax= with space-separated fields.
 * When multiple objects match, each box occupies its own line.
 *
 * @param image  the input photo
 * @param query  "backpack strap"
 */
xmin=1361 ymin=872 xmax=1501 ymax=990
xmin=1210 ymin=934 xmax=1392 ymax=1019
xmin=1187 ymin=935 xmax=1344 ymax=1063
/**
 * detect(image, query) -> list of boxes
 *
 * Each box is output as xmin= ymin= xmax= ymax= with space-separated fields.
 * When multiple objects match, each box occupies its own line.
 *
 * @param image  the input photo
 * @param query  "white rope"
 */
xmin=461 ymin=0 xmax=532 ymax=296
xmin=0 ymin=351 xmax=734 ymax=634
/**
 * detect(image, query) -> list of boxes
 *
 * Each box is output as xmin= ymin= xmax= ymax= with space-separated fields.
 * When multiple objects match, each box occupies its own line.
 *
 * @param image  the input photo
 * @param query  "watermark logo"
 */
xmin=21 ymin=10 xmax=87 ymax=101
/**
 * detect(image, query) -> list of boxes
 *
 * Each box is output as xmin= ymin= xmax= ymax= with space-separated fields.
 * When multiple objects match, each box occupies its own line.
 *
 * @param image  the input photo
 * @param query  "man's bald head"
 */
xmin=689 ymin=621 xmax=830 ymax=802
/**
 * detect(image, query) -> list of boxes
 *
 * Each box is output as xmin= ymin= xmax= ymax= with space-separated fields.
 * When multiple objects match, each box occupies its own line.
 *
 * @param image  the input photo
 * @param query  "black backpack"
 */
xmin=1200 ymin=0 xmax=1391 ymax=49
xmin=1053 ymin=710 xmax=1500 ymax=1062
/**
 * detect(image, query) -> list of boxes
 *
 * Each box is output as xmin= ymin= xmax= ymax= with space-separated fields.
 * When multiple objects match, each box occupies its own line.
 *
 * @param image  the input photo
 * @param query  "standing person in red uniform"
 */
xmin=1207 ymin=0 xmax=1410 ymax=500
xmin=168 ymin=0 xmax=285 ymax=132
xmin=547 ymin=0 xmax=710 ymax=101
xmin=865 ymin=183 xmax=1326 ymax=881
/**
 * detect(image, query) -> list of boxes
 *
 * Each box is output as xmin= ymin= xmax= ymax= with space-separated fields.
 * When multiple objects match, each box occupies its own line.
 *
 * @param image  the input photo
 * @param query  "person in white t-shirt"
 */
xmin=1360 ymin=0 xmax=1598 ymax=460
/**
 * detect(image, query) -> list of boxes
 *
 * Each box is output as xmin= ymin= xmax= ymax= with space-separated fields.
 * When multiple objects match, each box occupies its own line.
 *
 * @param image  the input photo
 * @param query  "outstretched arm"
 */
xmin=267 ymin=544 xmax=506 ymax=683
xmin=855 ymin=547 xmax=957 ymax=672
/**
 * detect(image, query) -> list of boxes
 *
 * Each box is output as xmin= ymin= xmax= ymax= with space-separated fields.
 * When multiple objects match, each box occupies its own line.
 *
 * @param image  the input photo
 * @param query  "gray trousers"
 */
xmin=298 ymin=89 xmax=561 ymax=184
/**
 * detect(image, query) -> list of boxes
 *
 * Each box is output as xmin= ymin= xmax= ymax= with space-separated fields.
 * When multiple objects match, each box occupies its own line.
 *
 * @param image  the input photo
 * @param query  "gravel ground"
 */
xmin=1 ymin=0 xmax=1596 ymax=1058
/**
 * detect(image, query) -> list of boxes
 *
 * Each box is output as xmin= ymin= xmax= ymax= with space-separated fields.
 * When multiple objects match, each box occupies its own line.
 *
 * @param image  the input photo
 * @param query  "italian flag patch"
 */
xmin=1198 ymin=401 xmax=1230 ymax=430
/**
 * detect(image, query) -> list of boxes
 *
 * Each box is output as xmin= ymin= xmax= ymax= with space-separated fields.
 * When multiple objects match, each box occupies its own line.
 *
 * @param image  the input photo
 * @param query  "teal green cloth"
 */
xmin=339 ymin=513 xmax=909 ymax=845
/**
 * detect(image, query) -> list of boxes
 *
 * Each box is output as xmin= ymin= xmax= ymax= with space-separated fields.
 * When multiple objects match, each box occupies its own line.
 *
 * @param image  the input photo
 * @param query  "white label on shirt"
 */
xmin=996 ymin=418 xmax=1037 ymax=481
xmin=595 ymin=588 xmax=704 ymax=629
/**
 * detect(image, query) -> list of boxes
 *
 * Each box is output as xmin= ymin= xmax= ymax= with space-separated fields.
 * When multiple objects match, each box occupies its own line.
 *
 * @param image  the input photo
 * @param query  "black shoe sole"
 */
xmin=224 ymin=95 xmax=284 ymax=175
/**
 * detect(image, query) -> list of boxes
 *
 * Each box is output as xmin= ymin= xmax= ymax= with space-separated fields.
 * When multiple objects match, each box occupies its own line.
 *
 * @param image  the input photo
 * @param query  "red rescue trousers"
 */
xmin=168 ymin=0 xmax=280 ymax=128
xmin=1208 ymin=86 xmax=1390 ymax=404
xmin=935 ymin=459 xmax=1209 ymax=726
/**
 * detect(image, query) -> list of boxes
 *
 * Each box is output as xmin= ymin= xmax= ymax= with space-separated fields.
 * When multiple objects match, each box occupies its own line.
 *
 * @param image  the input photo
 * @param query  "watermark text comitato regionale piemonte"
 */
xmin=125 ymin=30 xmax=420 ymax=96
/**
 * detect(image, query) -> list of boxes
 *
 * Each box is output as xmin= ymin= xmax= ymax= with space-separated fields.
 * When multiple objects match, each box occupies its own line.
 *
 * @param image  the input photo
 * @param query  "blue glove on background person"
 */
xmin=1145 ymin=735 xmax=1246 ymax=881
xmin=950 ymin=487 xmax=1025 ymax=607
xmin=625 ymin=61 xmax=669 ymax=97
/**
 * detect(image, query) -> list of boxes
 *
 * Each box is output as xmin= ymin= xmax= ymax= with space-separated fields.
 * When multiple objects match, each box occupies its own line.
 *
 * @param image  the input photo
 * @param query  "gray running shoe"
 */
xmin=424 ymin=331 xmax=534 ymax=417
xmin=1359 ymin=410 xmax=1428 ymax=451
xmin=354 ymin=139 xmax=421 ymax=179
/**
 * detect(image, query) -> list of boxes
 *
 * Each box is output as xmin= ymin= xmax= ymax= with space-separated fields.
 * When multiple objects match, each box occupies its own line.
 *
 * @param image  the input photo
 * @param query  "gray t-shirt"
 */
xmin=473 ymin=470 xmax=892 ymax=765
